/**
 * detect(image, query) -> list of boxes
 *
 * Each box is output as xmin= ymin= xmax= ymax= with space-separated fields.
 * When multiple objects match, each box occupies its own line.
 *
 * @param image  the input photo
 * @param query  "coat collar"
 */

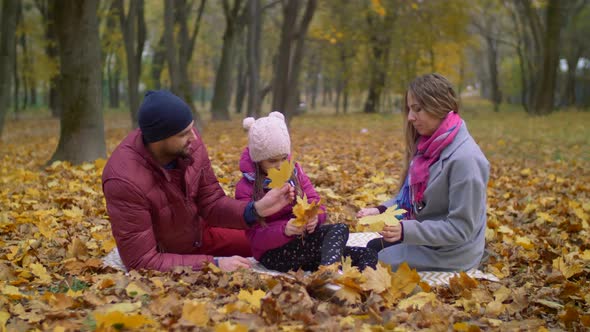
xmin=129 ymin=128 xmax=197 ymax=182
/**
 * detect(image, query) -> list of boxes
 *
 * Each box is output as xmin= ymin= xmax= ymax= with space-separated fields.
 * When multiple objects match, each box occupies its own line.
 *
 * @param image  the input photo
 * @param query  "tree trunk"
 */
xmin=211 ymin=0 xmax=245 ymax=121
xmin=164 ymin=0 xmax=206 ymax=131
xmin=529 ymin=0 xmax=562 ymax=115
xmin=246 ymin=0 xmax=261 ymax=117
xmin=485 ymin=36 xmax=501 ymax=112
xmin=234 ymin=50 xmax=247 ymax=114
xmin=117 ymin=0 xmax=146 ymax=128
xmin=164 ymin=0 xmax=180 ymax=93
xmin=50 ymin=0 xmax=106 ymax=164
xmin=0 ymin=0 xmax=18 ymax=137
xmin=35 ymin=0 xmax=61 ymax=116
xmin=272 ymin=0 xmax=317 ymax=124
xmin=150 ymin=34 xmax=166 ymax=90
xmin=363 ymin=10 xmax=394 ymax=113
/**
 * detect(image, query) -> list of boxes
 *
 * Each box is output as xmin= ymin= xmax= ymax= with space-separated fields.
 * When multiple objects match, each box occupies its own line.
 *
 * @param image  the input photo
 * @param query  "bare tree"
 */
xmin=246 ymin=0 xmax=262 ymax=117
xmin=210 ymin=0 xmax=247 ymax=121
xmin=271 ymin=0 xmax=317 ymax=124
xmin=515 ymin=0 xmax=565 ymax=115
xmin=116 ymin=0 xmax=146 ymax=127
xmin=0 ymin=0 xmax=18 ymax=138
xmin=164 ymin=0 xmax=206 ymax=131
xmin=50 ymin=0 xmax=106 ymax=164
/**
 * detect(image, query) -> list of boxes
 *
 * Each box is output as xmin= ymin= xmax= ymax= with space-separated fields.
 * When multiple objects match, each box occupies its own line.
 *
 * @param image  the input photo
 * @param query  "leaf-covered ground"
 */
xmin=1 ymin=106 xmax=589 ymax=331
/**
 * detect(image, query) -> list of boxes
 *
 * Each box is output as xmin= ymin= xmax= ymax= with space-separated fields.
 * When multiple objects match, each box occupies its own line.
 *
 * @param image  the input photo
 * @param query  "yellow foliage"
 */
xmin=357 ymin=205 xmax=405 ymax=232
xmin=94 ymin=311 xmax=156 ymax=330
xmin=291 ymin=194 xmax=323 ymax=228
xmin=267 ymin=159 xmax=295 ymax=189
xmin=181 ymin=301 xmax=209 ymax=327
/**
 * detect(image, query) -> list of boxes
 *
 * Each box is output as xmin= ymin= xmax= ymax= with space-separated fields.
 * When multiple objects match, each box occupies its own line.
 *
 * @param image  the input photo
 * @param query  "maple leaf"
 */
xmin=267 ymin=159 xmax=294 ymax=189
xmin=30 ymin=263 xmax=52 ymax=285
xmin=361 ymin=264 xmax=392 ymax=294
xmin=125 ymin=281 xmax=149 ymax=298
xmin=389 ymin=262 xmax=421 ymax=296
xmin=358 ymin=205 xmax=406 ymax=232
xmin=397 ymin=292 xmax=437 ymax=311
xmin=552 ymin=257 xmax=583 ymax=279
xmin=180 ymin=301 xmax=209 ymax=326
xmin=94 ymin=311 xmax=157 ymax=330
xmin=214 ymin=321 xmax=249 ymax=332
xmin=291 ymin=194 xmax=324 ymax=228
xmin=237 ymin=289 xmax=266 ymax=311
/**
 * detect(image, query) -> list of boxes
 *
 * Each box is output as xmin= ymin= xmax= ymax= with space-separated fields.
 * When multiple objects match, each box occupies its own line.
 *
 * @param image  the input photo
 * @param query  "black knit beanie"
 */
xmin=138 ymin=90 xmax=193 ymax=143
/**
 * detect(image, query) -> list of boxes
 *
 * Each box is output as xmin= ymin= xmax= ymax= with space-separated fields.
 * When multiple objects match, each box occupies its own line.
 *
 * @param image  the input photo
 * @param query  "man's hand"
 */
xmin=305 ymin=216 xmax=318 ymax=234
xmin=284 ymin=218 xmax=304 ymax=237
xmin=217 ymin=256 xmax=252 ymax=272
xmin=357 ymin=207 xmax=380 ymax=218
xmin=380 ymin=224 xmax=402 ymax=243
xmin=254 ymin=184 xmax=295 ymax=217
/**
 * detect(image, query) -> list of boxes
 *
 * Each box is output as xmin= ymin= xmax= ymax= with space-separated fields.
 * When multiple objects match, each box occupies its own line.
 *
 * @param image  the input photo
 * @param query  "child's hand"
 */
xmin=284 ymin=219 xmax=304 ymax=237
xmin=305 ymin=216 xmax=318 ymax=234
xmin=380 ymin=224 xmax=402 ymax=242
xmin=357 ymin=207 xmax=380 ymax=218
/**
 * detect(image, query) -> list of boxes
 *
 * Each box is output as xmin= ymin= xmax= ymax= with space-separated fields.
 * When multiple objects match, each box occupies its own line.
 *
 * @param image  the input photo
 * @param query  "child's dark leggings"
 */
xmin=259 ymin=223 xmax=378 ymax=272
xmin=366 ymin=237 xmax=399 ymax=252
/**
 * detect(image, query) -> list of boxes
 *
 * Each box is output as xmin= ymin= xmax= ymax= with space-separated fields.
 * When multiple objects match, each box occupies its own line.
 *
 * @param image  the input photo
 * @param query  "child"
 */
xmin=236 ymin=112 xmax=377 ymax=273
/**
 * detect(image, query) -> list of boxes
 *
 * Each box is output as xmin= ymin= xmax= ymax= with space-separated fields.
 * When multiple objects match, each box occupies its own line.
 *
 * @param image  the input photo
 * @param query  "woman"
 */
xmin=357 ymin=73 xmax=489 ymax=272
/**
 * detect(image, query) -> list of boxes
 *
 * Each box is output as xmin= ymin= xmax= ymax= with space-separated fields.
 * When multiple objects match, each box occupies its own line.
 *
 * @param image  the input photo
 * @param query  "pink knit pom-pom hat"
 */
xmin=242 ymin=112 xmax=291 ymax=162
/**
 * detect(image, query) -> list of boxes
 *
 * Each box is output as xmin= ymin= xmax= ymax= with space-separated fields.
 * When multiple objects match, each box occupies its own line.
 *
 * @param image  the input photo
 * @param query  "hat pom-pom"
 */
xmin=268 ymin=111 xmax=285 ymax=122
xmin=243 ymin=117 xmax=255 ymax=131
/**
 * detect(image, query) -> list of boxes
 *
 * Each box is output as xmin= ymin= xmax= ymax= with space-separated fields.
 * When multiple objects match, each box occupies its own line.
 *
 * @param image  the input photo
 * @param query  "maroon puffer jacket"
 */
xmin=102 ymin=128 xmax=248 ymax=271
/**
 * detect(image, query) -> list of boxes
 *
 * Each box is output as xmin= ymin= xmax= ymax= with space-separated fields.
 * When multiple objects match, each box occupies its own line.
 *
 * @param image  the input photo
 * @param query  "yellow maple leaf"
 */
xmin=30 ymin=263 xmax=52 ymax=285
xmin=181 ymin=301 xmax=209 ymax=327
xmin=267 ymin=159 xmax=294 ymax=189
xmin=125 ymin=282 xmax=148 ymax=298
xmin=358 ymin=205 xmax=406 ymax=232
xmin=552 ymin=257 xmax=583 ymax=279
xmin=397 ymin=292 xmax=437 ymax=311
xmin=515 ymin=235 xmax=534 ymax=250
xmin=291 ymin=194 xmax=323 ymax=228
xmin=390 ymin=262 xmax=421 ymax=296
xmin=237 ymin=289 xmax=266 ymax=310
xmin=2 ymin=284 xmax=28 ymax=300
xmin=94 ymin=311 xmax=156 ymax=330
xmin=335 ymin=286 xmax=362 ymax=305
xmin=0 ymin=311 xmax=10 ymax=331
xmin=361 ymin=264 xmax=392 ymax=294
xmin=214 ymin=321 xmax=248 ymax=332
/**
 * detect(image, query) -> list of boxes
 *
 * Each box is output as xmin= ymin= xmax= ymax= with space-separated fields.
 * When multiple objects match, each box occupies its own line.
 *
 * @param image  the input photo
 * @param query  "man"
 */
xmin=102 ymin=90 xmax=294 ymax=272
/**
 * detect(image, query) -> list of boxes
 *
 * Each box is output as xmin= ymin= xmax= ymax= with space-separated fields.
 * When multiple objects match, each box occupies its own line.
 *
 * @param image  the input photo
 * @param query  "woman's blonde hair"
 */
xmin=399 ymin=73 xmax=460 ymax=190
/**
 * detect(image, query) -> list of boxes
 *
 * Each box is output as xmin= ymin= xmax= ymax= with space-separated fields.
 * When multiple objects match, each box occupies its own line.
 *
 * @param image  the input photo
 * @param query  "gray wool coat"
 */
xmin=378 ymin=122 xmax=490 ymax=272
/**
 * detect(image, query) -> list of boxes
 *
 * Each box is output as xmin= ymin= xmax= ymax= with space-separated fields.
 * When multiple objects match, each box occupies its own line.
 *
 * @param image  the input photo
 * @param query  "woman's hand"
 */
xmin=357 ymin=207 xmax=380 ymax=218
xmin=305 ymin=216 xmax=318 ymax=234
xmin=380 ymin=224 xmax=402 ymax=243
xmin=284 ymin=219 xmax=304 ymax=237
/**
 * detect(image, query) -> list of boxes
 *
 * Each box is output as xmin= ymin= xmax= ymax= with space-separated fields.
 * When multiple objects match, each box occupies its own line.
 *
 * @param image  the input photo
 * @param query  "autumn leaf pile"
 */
xmin=1 ymin=108 xmax=589 ymax=331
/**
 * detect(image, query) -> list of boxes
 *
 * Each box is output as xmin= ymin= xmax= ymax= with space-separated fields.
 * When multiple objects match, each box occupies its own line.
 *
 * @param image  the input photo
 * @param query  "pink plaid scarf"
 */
xmin=409 ymin=111 xmax=462 ymax=211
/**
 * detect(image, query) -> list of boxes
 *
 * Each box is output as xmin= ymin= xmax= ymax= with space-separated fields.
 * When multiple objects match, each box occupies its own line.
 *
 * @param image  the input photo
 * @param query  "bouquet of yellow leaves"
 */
xmin=291 ymin=194 xmax=324 ymax=228
xmin=357 ymin=205 xmax=406 ymax=232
